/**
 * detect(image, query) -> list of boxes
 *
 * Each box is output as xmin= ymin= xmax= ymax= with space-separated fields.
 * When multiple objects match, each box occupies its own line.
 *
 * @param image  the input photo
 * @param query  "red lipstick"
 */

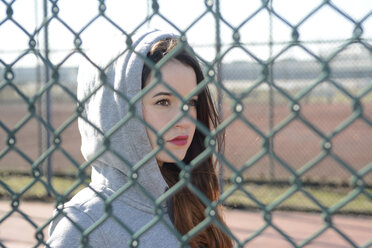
xmin=168 ymin=135 xmax=189 ymax=146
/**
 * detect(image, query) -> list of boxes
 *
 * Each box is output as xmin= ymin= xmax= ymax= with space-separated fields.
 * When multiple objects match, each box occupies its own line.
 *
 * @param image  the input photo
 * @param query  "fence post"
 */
xmin=35 ymin=0 xmax=43 ymax=162
xmin=42 ymin=0 xmax=53 ymax=192
xmin=268 ymin=0 xmax=275 ymax=180
xmin=215 ymin=0 xmax=223 ymax=119
xmin=214 ymin=0 xmax=225 ymax=192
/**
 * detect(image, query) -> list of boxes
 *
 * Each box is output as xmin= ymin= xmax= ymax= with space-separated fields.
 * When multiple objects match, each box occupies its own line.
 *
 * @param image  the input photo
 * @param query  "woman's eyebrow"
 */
xmin=152 ymin=91 xmax=199 ymax=99
xmin=152 ymin=92 xmax=172 ymax=98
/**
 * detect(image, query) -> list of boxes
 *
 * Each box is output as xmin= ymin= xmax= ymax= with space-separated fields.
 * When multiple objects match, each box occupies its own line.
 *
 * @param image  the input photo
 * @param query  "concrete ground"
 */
xmin=0 ymin=201 xmax=371 ymax=248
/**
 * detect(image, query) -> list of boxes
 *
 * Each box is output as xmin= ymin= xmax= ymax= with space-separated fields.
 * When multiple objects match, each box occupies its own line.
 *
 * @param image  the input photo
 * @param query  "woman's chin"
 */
xmin=156 ymin=153 xmax=186 ymax=165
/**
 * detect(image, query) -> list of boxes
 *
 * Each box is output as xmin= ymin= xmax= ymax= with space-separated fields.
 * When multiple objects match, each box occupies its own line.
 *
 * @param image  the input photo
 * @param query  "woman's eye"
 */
xmin=156 ymin=99 xmax=170 ymax=106
xmin=189 ymin=99 xmax=198 ymax=107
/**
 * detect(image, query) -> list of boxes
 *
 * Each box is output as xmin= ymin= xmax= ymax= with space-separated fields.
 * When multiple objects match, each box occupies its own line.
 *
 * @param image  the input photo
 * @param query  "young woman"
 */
xmin=47 ymin=30 xmax=233 ymax=248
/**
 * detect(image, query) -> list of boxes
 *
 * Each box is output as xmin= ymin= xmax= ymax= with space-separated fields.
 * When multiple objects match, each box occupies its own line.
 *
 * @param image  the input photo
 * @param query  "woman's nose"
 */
xmin=174 ymin=114 xmax=195 ymax=129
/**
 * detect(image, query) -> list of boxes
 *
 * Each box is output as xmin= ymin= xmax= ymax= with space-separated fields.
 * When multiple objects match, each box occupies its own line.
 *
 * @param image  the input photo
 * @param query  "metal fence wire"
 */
xmin=1 ymin=0 xmax=372 ymax=247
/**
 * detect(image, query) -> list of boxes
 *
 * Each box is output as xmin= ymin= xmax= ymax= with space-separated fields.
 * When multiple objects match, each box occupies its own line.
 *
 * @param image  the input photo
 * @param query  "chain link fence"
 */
xmin=1 ymin=0 xmax=372 ymax=247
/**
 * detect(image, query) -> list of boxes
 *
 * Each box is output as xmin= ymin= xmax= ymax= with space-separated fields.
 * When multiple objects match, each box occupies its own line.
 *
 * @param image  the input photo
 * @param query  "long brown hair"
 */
xmin=142 ymin=38 xmax=233 ymax=248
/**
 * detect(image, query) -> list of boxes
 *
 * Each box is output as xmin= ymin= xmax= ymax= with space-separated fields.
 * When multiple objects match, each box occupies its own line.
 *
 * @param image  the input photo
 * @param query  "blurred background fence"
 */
xmin=0 ymin=0 xmax=372 ymax=246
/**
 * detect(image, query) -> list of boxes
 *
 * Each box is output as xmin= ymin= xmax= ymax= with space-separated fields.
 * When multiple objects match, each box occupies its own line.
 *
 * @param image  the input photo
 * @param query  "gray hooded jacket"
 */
xmin=47 ymin=30 xmax=180 ymax=247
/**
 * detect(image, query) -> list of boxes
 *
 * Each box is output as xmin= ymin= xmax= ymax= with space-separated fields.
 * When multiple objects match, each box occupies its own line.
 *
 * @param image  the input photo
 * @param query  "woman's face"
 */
xmin=142 ymin=59 xmax=198 ymax=166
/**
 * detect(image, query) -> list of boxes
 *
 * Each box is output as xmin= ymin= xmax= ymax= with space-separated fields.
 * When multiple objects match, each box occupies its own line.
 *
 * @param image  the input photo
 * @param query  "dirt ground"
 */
xmin=1 ymin=201 xmax=371 ymax=248
xmin=1 ymin=101 xmax=372 ymax=183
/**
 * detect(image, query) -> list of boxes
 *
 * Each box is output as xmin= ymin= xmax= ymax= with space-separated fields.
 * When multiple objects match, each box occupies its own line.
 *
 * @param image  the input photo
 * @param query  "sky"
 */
xmin=0 ymin=0 xmax=371 ymax=66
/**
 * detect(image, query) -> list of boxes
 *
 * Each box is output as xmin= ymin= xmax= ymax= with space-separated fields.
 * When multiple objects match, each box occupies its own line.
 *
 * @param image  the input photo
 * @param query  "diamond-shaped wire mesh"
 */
xmin=1 ymin=0 xmax=372 ymax=247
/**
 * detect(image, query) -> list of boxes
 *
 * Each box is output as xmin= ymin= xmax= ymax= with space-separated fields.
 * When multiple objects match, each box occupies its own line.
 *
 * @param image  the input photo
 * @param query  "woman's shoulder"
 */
xmin=47 ymin=185 xmax=180 ymax=247
xmin=47 ymin=187 xmax=109 ymax=247
xmin=49 ymin=186 xmax=107 ymax=221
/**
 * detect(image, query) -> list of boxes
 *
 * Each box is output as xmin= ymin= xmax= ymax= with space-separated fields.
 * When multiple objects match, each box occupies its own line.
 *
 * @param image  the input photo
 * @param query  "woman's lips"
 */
xmin=168 ymin=135 xmax=189 ymax=146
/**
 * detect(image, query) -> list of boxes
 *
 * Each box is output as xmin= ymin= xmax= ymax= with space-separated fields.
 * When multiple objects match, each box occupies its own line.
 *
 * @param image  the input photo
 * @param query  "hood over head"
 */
xmin=77 ymin=30 xmax=178 ymax=203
